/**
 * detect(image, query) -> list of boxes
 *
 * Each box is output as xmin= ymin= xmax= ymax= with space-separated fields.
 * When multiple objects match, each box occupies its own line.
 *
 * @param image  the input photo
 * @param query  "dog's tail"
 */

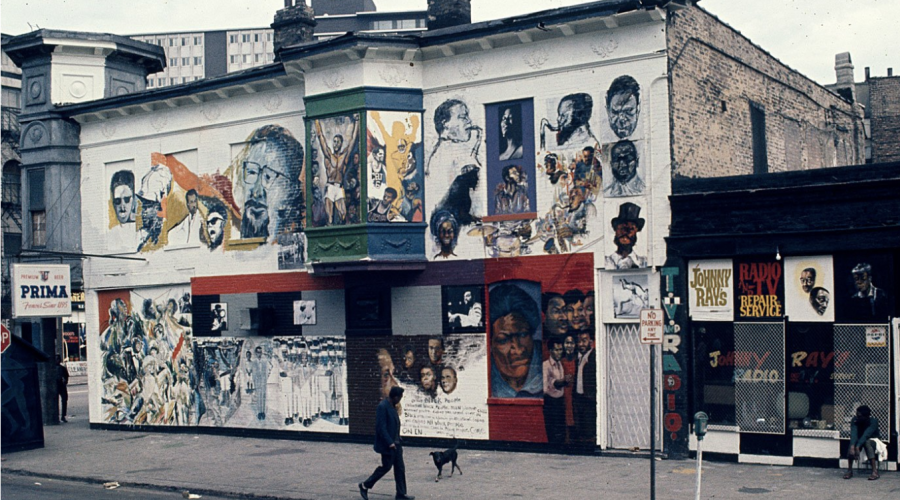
xmin=449 ymin=437 xmax=459 ymax=451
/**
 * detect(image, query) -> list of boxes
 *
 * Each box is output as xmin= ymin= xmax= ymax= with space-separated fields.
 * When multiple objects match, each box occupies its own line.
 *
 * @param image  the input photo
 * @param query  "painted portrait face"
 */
xmin=186 ymin=192 xmax=199 ymax=215
xmin=439 ymin=220 xmax=456 ymax=247
xmin=428 ymin=338 xmax=444 ymax=364
xmin=113 ymin=184 xmax=135 ymax=224
xmin=377 ymin=349 xmax=397 ymax=397
xmin=206 ymin=210 xmax=226 ymax=248
xmin=853 ymin=271 xmax=871 ymax=293
xmin=463 ymin=291 xmax=473 ymax=303
xmin=584 ymin=295 xmax=595 ymax=327
xmin=500 ymin=107 xmax=514 ymax=138
xmin=403 ymin=349 xmax=415 ymax=369
xmin=444 ymin=103 xmax=473 ymax=142
xmin=332 ymin=135 xmax=343 ymax=153
xmin=608 ymin=90 xmax=639 ymax=138
xmin=420 ymin=366 xmax=436 ymax=390
xmin=564 ymin=335 xmax=576 ymax=357
xmin=799 ymin=269 xmax=816 ymax=293
xmin=614 ymin=221 xmax=639 ymax=249
xmin=813 ymin=289 xmax=830 ymax=315
xmin=241 ymin=140 xmax=290 ymax=239
xmin=567 ymin=300 xmax=587 ymax=331
xmin=441 ymin=367 xmax=457 ymax=394
xmin=611 ymin=142 xmax=638 ymax=183
xmin=557 ymin=98 xmax=575 ymax=131
xmin=550 ymin=342 xmax=564 ymax=361
xmin=577 ymin=332 xmax=592 ymax=354
xmin=491 ymin=313 xmax=535 ymax=387
xmin=374 ymin=148 xmax=385 ymax=163
xmin=543 ymin=296 xmax=569 ymax=336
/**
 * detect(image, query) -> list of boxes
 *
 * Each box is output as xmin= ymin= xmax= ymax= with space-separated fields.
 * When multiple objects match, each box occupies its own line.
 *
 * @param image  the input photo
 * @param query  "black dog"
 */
xmin=429 ymin=440 xmax=462 ymax=482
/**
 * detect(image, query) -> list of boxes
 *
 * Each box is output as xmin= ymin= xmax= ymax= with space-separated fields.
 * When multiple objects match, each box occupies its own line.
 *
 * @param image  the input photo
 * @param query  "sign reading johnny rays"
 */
xmin=688 ymin=259 xmax=733 ymax=321
xmin=734 ymin=258 xmax=784 ymax=321
xmin=12 ymin=264 xmax=72 ymax=318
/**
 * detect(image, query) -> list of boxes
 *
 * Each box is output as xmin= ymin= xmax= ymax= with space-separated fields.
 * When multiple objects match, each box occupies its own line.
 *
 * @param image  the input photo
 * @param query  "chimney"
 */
xmin=272 ymin=0 xmax=317 ymax=54
xmin=833 ymin=52 xmax=856 ymax=102
xmin=865 ymin=67 xmax=870 ymax=80
xmin=427 ymin=0 xmax=472 ymax=31
xmin=889 ymin=68 xmax=894 ymax=77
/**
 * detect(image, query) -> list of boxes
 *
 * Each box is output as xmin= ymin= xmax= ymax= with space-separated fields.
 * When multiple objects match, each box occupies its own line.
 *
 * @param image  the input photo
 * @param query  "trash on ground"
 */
xmin=103 ymin=481 xmax=120 ymax=489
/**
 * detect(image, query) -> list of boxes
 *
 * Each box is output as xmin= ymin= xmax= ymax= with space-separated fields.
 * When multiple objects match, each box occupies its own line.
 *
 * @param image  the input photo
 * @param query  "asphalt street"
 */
xmin=1 ymin=377 xmax=898 ymax=499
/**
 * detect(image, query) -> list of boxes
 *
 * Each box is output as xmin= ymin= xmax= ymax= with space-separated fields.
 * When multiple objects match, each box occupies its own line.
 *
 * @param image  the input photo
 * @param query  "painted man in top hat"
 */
xmin=605 ymin=202 xmax=647 ymax=269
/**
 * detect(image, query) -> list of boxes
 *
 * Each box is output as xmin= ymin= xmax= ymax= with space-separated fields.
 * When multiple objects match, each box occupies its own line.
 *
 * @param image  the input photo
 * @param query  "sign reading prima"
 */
xmin=12 ymin=264 xmax=72 ymax=318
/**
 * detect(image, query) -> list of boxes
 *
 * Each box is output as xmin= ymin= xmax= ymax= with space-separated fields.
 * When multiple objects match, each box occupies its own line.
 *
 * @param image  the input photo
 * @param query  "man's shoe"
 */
xmin=358 ymin=483 xmax=369 ymax=500
xmin=395 ymin=495 xmax=415 ymax=500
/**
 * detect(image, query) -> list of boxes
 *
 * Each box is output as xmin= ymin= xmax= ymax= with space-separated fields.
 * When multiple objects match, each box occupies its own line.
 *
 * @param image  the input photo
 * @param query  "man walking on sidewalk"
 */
xmin=57 ymin=355 xmax=70 ymax=422
xmin=359 ymin=386 xmax=414 ymax=500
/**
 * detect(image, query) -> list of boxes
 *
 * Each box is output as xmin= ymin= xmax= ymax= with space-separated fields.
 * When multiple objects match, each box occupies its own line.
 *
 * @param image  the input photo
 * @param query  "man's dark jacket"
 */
xmin=373 ymin=397 xmax=401 ymax=454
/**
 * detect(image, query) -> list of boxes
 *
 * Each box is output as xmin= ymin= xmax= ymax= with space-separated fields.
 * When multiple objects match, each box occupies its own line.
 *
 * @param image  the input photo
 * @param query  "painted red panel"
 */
xmin=191 ymin=271 xmax=343 ymax=295
xmin=96 ymin=289 xmax=131 ymax=335
xmin=488 ymin=401 xmax=547 ymax=442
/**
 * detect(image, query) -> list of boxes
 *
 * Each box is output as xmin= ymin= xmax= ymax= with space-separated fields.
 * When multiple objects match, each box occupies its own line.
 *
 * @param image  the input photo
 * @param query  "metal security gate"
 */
xmin=734 ymin=322 xmax=785 ymax=434
xmin=606 ymin=323 xmax=662 ymax=449
xmin=834 ymin=324 xmax=891 ymax=441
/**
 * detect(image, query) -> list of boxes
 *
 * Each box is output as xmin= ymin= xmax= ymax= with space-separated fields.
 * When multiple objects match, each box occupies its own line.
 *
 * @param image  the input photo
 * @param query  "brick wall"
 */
xmin=869 ymin=76 xmax=900 ymax=163
xmin=667 ymin=6 xmax=865 ymax=178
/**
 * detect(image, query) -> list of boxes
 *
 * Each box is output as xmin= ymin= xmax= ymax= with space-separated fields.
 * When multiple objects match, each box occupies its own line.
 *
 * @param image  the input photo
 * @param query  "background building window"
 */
xmin=169 ymin=58 xmax=178 ymax=67
xmin=194 ymin=57 xmax=203 ymax=65
xmin=31 ymin=211 xmax=46 ymax=247
xmin=750 ymin=101 xmax=768 ymax=174
xmin=182 ymin=57 xmax=190 ymax=66
xmin=194 ymin=36 xmax=202 ymax=45
xmin=242 ymin=34 xmax=251 ymax=43
xmin=229 ymin=34 xmax=238 ymax=43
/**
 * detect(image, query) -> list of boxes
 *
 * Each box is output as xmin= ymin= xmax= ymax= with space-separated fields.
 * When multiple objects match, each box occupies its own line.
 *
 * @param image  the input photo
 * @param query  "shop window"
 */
xmin=693 ymin=322 xmax=736 ymax=425
xmin=786 ymin=323 xmax=835 ymax=430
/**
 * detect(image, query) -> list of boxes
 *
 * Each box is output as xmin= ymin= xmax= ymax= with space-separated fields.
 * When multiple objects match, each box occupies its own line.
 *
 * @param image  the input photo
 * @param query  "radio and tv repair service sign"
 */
xmin=11 ymin=264 xmax=72 ymax=318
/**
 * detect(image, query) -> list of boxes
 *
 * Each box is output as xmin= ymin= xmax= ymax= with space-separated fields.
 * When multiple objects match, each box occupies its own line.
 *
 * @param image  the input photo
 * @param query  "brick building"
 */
xmin=4 ymin=0 xmax=895 ymax=468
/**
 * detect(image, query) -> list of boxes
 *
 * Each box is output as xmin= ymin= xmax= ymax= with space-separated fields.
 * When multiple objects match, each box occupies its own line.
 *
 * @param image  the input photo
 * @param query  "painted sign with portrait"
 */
xmin=784 ymin=256 xmax=834 ymax=322
xmin=365 ymin=111 xmax=424 ymax=223
xmin=601 ymin=139 xmax=646 ymax=197
xmin=611 ymin=273 xmax=650 ymax=320
xmin=688 ymin=259 xmax=734 ymax=321
xmin=734 ymin=258 xmax=784 ymax=321
xmin=487 ymin=280 xmax=543 ymax=398
xmin=308 ymin=113 xmax=362 ymax=227
xmin=485 ymin=99 xmax=536 ymax=218
xmin=604 ymin=201 xmax=648 ymax=270
xmin=442 ymin=285 xmax=485 ymax=334
xmin=834 ymin=254 xmax=893 ymax=323
xmin=369 ymin=336 xmax=489 ymax=439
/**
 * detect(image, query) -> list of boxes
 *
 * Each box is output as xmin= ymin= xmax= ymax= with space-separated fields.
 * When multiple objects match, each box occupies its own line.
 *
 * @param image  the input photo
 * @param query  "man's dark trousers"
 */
xmin=363 ymin=445 xmax=407 ymax=496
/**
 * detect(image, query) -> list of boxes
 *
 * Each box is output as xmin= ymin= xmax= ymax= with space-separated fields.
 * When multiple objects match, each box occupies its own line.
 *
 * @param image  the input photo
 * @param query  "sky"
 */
xmin=1 ymin=0 xmax=896 ymax=85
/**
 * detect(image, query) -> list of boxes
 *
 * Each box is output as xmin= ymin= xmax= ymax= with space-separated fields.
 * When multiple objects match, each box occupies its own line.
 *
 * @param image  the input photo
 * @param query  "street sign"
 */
xmin=1 ymin=325 xmax=10 ymax=354
xmin=640 ymin=308 xmax=664 ymax=345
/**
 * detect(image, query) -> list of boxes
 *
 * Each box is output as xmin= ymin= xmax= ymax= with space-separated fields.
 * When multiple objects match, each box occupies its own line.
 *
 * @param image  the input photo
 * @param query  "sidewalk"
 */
xmin=2 ymin=415 xmax=897 ymax=500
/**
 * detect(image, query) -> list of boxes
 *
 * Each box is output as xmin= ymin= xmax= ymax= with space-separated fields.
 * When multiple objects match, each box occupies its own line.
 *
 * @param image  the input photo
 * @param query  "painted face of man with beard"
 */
xmin=241 ymin=140 xmax=289 ymax=239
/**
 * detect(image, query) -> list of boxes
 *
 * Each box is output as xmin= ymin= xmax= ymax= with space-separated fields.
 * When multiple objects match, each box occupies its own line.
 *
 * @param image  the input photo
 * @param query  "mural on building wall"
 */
xmin=488 ymin=280 xmax=543 ymax=399
xmin=366 ymin=111 xmax=424 ymax=223
xmin=99 ymin=288 xmax=196 ymax=425
xmin=539 ymin=287 xmax=597 ymax=444
xmin=310 ymin=113 xmax=361 ymax=227
xmin=834 ymin=255 xmax=893 ymax=323
xmin=602 ymin=139 xmax=645 ymax=197
xmin=442 ymin=285 xmax=484 ymax=334
xmin=428 ymin=98 xmax=485 ymax=259
xmin=605 ymin=75 xmax=641 ymax=140
xmin=611 ymin=274 xmax=650 ymax=319
xmin=373 ymin=336 xmax=489 ymax=439
xmin=211 ymin=303 xmax=228 ymax=332
xmin=734 ymin=259 xmax=784 ymax=321
xmin=193 ymin=336 xmax=348 ymax=431
xmin=605 ymin=201 xmax=647 ymax=269
xmin=103 ymin=125 xmax=306 ymax=263
xmin=784 ymin=256 xmax=835 ymax=322
xmin=688 ymin=259 xmax=734 ymax=321
xmin=109 ymin=170 xmax=137 ymax=226
xmin=539 ymin=93 xmax=599 ymax=150
xmin=294 ymin=300 xmax=316 ymax=326
xmin=485 ymin=100 xmax=536 ymax=218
